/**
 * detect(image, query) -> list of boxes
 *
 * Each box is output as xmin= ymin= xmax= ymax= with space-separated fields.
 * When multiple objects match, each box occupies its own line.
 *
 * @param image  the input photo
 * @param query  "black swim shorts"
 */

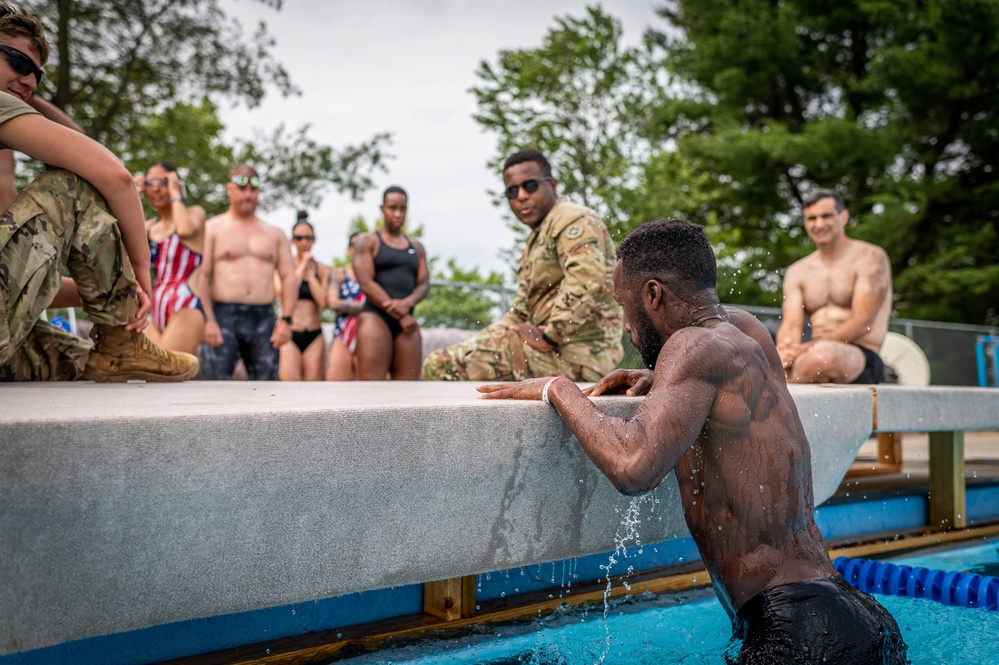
xmin=729 ymin=575 xmax=908 ymax=665
xmin=851 ymin=344 xmax=886 ymax=384
xmin=200 ymin=302 xmax=279 ymax=380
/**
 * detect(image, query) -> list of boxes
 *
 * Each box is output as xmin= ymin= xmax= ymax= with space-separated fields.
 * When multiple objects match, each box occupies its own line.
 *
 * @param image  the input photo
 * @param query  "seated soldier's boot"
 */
xmin=83 ymin=324 xmax=199 ymax=382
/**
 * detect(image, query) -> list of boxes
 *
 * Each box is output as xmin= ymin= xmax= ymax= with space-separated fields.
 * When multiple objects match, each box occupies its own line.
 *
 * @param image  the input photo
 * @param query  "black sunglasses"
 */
xmin=0 ymin=45 xmax=43 ymax=85
xmin=292 ymin=235 xmax=315 ymax=241
xmin=504 ymin=177 xmax=553 ymax=200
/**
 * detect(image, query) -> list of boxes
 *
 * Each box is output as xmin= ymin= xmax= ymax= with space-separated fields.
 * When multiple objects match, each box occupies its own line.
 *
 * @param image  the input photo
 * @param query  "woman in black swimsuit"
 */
xmin=352 ymin=186 xmax=430 ymax=380
xmin=278 ymin=212 xmax=332 ymax=380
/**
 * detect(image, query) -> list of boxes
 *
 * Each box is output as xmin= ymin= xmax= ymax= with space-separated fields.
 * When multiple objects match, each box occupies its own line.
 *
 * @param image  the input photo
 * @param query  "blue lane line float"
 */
xmin=834 ymin=556 xmax=999 ymax=610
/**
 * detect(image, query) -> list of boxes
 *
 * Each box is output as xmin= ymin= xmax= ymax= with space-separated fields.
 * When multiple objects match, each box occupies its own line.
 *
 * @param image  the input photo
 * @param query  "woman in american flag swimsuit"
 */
xmin=137 ymin=162 xmax=207 ymax=355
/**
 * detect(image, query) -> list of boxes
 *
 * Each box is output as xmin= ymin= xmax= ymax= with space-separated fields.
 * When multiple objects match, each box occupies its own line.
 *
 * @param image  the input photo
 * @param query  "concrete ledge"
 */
xmin=872 ymin=385 xmax=999 ymax=432
xmin=0 ymin=382 xmax=872 ymax=655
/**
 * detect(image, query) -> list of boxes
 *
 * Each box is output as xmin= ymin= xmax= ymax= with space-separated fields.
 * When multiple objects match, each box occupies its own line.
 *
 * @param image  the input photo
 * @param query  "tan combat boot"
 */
xmin=84 ymin=324 xmax=199 ymax=382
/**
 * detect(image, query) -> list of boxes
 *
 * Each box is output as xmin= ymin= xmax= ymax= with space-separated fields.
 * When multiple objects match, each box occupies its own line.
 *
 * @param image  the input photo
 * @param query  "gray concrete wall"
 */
xmin=872 ymin=385 xmax=999 ymax=432
xmin=0 ymin=382 xmax=872 ymax=655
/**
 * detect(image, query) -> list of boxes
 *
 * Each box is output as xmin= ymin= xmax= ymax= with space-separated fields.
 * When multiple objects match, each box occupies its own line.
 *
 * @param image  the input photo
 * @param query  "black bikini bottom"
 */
xmin=291 ymin=328 xmax=323 ymax=352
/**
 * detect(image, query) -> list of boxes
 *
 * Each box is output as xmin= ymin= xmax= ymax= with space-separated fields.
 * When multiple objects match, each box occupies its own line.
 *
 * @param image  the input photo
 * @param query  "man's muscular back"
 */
xmin=671 ymin=309 xmax=832 ymax=615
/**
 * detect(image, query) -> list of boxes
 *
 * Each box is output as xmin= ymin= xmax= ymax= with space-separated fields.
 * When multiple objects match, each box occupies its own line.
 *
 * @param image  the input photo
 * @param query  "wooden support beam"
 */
xmin=848 ymin=388 xmax=903 ymax=477
xmin=423 ymin=575 xmax=476 ymax=621
xmin=928 ymin=430 xmax=966 ymax=531
xmin=876 ymin=432 xmax=903 ymax=471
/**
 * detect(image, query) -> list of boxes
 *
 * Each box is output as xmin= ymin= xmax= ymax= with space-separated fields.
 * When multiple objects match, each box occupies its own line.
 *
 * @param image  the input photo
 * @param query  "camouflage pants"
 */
xmin=0 ymin=169 xmax=138 ymax=381
xmin=421 ymin=323 xmax=605 ymax=382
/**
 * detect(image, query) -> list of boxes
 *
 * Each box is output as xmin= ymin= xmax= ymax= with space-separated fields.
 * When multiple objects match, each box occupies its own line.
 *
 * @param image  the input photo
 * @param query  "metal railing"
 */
xmin=427 ymin=282 xmax=998 ymax=386
xmin=46 ymin=280 xmax=997 ymax=386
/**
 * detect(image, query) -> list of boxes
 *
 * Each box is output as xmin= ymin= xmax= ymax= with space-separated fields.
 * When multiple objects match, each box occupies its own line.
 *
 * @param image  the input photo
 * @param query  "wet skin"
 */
xmin=478 ymin=267 xmax=836 ymax=618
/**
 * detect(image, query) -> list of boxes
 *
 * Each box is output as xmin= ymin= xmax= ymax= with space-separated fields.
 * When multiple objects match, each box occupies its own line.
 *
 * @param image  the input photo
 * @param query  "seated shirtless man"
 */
xmin=478 ymin=219 xmax=907 ymax=664
xmin=776 ymin=189 xmax=893 ymax=384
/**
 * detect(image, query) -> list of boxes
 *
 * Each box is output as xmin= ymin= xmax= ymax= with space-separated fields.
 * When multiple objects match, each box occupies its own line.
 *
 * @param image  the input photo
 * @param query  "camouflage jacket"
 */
xmin=498 ymin=198 xmax=623 ymax=369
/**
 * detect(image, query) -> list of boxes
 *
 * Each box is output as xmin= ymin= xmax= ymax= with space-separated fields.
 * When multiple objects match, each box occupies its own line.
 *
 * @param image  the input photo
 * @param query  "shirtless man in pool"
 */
xmin=776 ymin=189 xmax=893 ymax=384
xmin=479 ymin=219 xmax=907 ymax=664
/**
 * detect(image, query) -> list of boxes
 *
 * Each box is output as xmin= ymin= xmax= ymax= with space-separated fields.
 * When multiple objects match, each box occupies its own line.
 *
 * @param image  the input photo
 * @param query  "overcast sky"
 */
xmin=217 ymin=0 xmax=658 ymax=277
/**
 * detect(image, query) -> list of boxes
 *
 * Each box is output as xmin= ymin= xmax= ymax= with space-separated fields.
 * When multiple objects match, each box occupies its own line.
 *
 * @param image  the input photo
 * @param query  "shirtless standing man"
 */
xmin=479 ymin=219 xmax=907 ymax=664
xmin=198 ymin=165 xmax=297 ymax=380
xmin=777 ymin=189 xmax=893 ymax=384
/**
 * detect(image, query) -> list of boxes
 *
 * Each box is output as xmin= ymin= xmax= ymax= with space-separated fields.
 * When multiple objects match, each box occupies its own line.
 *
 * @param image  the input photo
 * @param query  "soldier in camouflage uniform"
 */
xmin=423 ymin=149 xmax=622 ymax=381
xmin=0 ymin=4 xmax=197 ymax=381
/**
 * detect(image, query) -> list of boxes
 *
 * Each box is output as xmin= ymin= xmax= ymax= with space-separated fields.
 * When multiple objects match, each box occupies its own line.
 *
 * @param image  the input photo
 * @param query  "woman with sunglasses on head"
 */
xmin=352 ymin=185 xmax=430 ymax=380
xmin=136 ymin=162 xmax=208 ymax=355
xmin=325 ymin=232 xmax=366 ymax=381
xmin=278 ymin=211 xmax=332 ymax=381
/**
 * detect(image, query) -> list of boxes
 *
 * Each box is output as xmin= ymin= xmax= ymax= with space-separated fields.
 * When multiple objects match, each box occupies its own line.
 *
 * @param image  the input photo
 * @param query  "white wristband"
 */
xmin=542 ymin=376 xmax=565 ymax=405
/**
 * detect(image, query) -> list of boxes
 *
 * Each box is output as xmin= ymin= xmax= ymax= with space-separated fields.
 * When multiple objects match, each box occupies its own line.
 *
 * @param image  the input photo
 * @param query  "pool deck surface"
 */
xmin=838 ymin=430 xmax=999 ymax=495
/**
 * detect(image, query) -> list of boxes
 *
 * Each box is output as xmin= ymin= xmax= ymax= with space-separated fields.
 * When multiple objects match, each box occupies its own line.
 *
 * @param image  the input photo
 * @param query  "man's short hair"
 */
xmin=0 ymin=4 xmax=49 ymax=65
xmin=802 ymin=188 xmax=845 ymax=212
xmin=228 ymin=163 xmax=259 ymax=179
xmin=382 ymin=185 xmax=407 ymax=203
xmin=503 ymin=149 xmax=552 ymax=178
xmin=617 ymin=219 xmax=716 ymax=298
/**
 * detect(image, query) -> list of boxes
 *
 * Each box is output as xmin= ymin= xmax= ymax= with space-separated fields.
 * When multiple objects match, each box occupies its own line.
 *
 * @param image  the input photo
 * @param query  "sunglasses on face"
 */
xmin=0 ymin=45 xmax=43 ymax=85
xmin=292 ymin=235 xmax=315 ymax=241
xmin=504 ymin=177 xmax=553 ymax=200
xmin=143 ymin=178 xmax=168 ymax=189
xmin=230 ymin=174 xmax=260 ymax=189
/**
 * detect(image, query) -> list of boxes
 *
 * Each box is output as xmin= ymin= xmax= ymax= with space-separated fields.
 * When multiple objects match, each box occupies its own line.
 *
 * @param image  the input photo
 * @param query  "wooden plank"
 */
xmin=461 ymin=574 xmax=476 ymax=618
xmin=422 ymin=575 xmax=475 ymax=621
xmin=876 ymin=432 xmax=903 ymax=470
xmin=847 ymin=389 xmax=902 ymax=477
xmin=928 ymin=430 xmax=966 ymax=530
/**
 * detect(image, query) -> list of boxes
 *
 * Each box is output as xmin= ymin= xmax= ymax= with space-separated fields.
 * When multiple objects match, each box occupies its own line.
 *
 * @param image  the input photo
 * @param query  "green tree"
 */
xmin=418 ymin=260 xmax=507 ymax=330
xmin=471 ymin=5 xmax=665 ymax=235
xmin=26 ymin=0 xmax=391 ymax=213
xmin=648 ymin=0 xmax=999 ymax=323
xmin=31 ymin=0 xmax=295 ymax=147
xmin=120 ymin=98 xmax=234 ymax=216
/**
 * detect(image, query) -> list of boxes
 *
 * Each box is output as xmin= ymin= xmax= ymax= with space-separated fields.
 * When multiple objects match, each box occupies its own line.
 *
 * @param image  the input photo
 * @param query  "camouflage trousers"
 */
xmin=0 ymin=169 xmax=138 ymax=381
xmin=421 ymin=323 xmax=605 ymax=382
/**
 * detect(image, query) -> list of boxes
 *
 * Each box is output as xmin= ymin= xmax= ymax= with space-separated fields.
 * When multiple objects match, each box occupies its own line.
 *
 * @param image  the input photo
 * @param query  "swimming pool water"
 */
xmin=337 ymin=538 xmax=999 ymax=664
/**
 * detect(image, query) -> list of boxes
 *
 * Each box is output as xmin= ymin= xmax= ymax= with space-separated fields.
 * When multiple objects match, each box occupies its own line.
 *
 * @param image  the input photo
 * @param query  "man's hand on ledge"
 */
xmin=477 ymin=376 xmax=553 ymax=401
xmin=583 ymin=368 xmax=653 ymax=397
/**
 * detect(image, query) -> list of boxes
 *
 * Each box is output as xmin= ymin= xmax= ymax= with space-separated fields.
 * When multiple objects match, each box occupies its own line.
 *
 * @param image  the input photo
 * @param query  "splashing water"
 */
xmin=594 ymin=495 xmax=653 ymax=664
